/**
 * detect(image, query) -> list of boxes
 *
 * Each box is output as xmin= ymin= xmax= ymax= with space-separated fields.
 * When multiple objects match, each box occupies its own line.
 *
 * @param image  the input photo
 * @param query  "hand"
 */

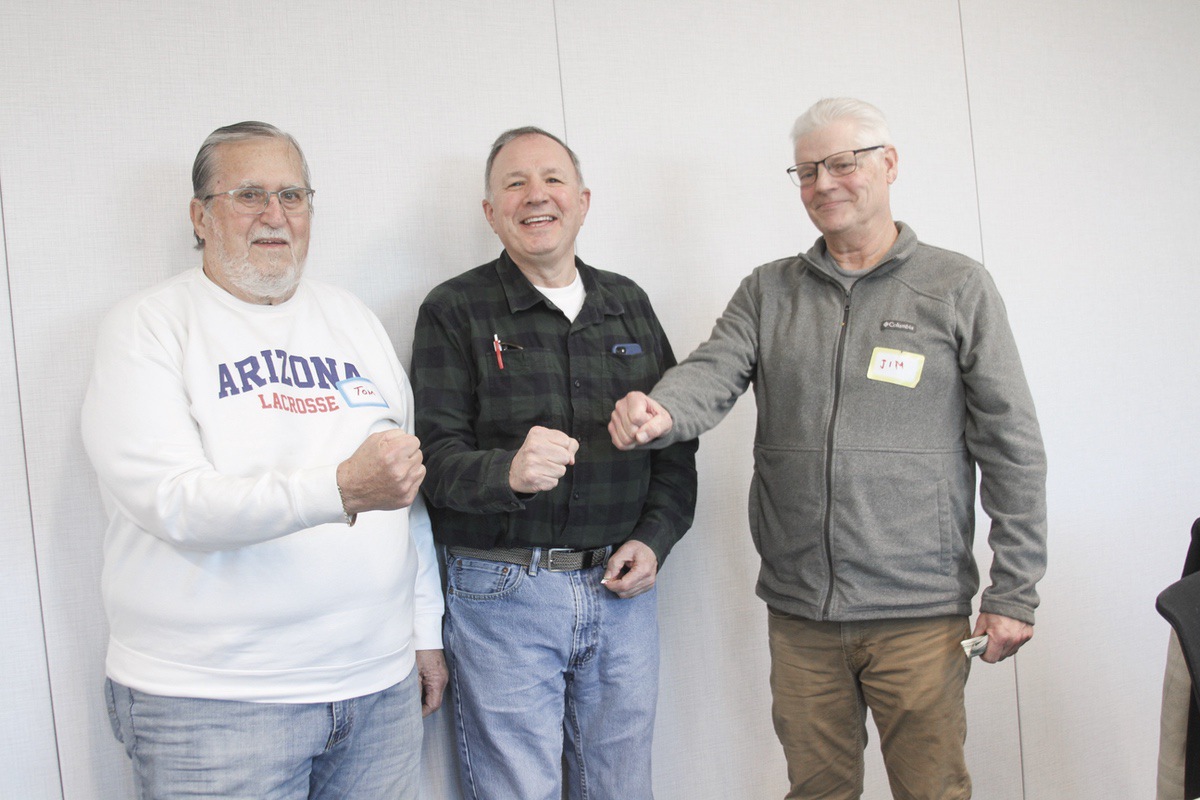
xmin=608 ymin=391 xmax=673 ymax=450
xmin=415 ymin=649 xmax=448 ymax=717
xmin=972 ymin=612 xmax=1034 ymax=664
xmin=336 ymin=430 xmax=426 ymax=514
xmin=600 ymin=539 xmax=659 ymax=598
xmin=509 ymin=426 xmax=579 ymax=494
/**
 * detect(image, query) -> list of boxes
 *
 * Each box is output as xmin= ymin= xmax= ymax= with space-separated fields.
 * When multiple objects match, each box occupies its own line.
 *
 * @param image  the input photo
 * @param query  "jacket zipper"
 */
xmin=820 ymin=287 xmax=853 ymax=619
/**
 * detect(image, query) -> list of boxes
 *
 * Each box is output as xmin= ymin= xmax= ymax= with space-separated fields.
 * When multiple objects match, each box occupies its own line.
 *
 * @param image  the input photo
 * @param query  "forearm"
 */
xmin=650 ymin=275 xmax=759 ymax=444
xmin=85 ymin=443 xmax=344 ymax=551
xmin=962 ymin=270 xmax=1048 ymax=622
xmin=81 ymin=329 xmax=344 ymax=550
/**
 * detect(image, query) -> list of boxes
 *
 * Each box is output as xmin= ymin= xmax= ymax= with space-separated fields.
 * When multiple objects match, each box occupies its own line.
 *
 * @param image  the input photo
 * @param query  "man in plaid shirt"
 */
xmin=411 ymin=127 xmax=697 ymax=800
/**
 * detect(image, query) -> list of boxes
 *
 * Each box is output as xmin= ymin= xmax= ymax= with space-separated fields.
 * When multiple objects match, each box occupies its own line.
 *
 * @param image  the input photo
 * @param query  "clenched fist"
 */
xmin=336 ymin=429 xmax=426 ymax=514
xmin=509 ymin=426 xmax=579 ymax=494
xmin=609 ymin=391 xmax=673 ymax=450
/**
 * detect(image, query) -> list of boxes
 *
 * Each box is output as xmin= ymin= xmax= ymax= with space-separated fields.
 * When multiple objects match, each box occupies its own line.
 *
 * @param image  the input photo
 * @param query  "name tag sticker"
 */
xmin=866 ymin=347 xmax=925 ymax=388
xmin=336 ymin=377 xmax=390 ymax=408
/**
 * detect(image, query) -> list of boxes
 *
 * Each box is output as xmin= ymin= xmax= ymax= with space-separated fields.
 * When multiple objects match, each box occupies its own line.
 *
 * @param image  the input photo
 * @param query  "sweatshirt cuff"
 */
xmin=290 ymin=464 xmax=346 ymax=528
xmin=412 ymin=611 xmax=444 ymax=650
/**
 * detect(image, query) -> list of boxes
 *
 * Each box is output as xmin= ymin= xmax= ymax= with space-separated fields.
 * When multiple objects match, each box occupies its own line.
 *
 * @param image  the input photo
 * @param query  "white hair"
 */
xmin=790 ymin=98 xmax=893 ymax=150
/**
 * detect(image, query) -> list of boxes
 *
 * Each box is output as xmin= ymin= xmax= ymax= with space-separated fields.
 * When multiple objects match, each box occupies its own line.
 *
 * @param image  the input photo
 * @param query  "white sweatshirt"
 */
xmin=81 ymin=268 xmax=443 ymax=703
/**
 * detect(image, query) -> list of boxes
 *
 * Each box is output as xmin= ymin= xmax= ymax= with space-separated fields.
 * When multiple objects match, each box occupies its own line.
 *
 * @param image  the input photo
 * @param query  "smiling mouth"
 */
xmin=521 ymin=215 xmax=556 ymax=226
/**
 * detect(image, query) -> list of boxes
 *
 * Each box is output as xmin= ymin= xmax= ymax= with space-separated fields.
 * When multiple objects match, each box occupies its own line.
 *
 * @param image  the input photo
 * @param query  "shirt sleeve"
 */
xmin=411 ymin=298 xmax=528 ymax=516
xmin=80 ymin=296 xmax=345 ymax=552
xmin=956 ymin=269 xmax=1048 ymax=624
xmin=626 ymin=309 xmax=699 ymax=565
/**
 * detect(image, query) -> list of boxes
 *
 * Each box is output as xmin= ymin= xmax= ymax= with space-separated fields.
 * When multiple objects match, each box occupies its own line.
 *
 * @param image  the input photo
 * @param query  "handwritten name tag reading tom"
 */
xmin=866 ymin=347 xmax=925 ymax=388
xmin=336 ymin=377 xmax=390 ymax=408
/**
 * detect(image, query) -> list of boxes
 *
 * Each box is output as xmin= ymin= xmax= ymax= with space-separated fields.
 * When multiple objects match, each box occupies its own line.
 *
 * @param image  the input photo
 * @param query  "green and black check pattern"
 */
xmin=411 ymin=252 xmax=698 ymax=565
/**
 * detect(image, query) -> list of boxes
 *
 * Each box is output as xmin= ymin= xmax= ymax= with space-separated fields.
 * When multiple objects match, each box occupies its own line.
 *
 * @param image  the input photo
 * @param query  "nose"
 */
xmin=524 ymin=178 xmax=549 ymax=203
xmin=259 ymin=193 xmax=288 ymax=226
xmin=811 ymin=162 xmax=838 ymax=192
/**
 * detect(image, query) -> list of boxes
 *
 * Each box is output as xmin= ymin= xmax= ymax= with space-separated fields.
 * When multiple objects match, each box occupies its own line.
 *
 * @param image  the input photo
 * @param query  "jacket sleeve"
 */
xmin=649 ymin=269 xmax=761 ymax=445
xmin=957 ymin=269 xmax=1048 ymax=624
xmin=411 ymin=298 xmax=527 ymax=515
xmin=80 ymin=298 xmax=345 ymax=552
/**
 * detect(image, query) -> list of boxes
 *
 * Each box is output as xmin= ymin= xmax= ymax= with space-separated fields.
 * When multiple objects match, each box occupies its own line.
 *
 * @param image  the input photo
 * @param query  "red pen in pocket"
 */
xmin=493 ymin=333 xmax=505 ymax=370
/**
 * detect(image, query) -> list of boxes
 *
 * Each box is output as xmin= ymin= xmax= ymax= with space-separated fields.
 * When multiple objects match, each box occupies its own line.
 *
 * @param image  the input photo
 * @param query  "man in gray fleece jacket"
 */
xmin=609 ymin=98 xmax=1047 ymax=800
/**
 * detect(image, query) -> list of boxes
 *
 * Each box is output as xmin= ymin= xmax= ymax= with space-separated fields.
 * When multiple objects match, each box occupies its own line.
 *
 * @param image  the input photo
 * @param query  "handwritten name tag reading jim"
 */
xmin=866 ymin=347 xmax=925 ymax=389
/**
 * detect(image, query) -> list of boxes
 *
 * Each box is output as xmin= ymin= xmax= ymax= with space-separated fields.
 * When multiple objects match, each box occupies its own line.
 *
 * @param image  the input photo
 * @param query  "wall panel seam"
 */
xmin=551 ymin=0 xmax=570 ymax=142
xmin=0 ymin=164 xmax=67 ymax=799
xmin=957 ymin=2 xmax=1028 ymax=798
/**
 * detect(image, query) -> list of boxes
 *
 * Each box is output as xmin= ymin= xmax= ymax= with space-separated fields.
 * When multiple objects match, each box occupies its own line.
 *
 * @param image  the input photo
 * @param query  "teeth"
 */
xmin=523 ymin=216 xmax=554 ymax=224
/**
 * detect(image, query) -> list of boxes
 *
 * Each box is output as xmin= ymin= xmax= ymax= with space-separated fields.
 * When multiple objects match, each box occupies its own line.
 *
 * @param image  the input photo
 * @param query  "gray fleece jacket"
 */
xmin=651 ymin=223 xmax=1047 ymax=624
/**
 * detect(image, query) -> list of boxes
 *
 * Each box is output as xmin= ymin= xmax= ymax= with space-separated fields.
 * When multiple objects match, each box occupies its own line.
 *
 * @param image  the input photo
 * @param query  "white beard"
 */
xmin=209 ymin=225 xmax=304 ymax=302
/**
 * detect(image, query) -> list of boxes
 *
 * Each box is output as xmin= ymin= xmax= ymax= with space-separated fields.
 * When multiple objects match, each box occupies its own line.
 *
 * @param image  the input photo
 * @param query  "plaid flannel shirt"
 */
xmin=411 ymin=252 xmax=698 ymax=564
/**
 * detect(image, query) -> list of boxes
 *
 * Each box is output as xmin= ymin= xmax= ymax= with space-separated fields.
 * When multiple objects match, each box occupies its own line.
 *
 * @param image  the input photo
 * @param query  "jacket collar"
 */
xmin=802 ymin=221 xmax=918 ymax=282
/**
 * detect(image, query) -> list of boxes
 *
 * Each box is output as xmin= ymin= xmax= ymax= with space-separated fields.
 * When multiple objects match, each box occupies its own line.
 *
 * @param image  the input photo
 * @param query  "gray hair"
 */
xmin=484 ymin=126 xmax=584 ymax=199
xmin=191 ymin=121 xmax=311 ymax=248
xmin=790 ymin=98 xmax=893 ymax=150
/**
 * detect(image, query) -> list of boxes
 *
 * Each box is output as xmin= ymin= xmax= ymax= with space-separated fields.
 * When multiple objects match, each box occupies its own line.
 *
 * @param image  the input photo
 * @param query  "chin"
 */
xmin=228 ymin=256 xmax=305 ymax=301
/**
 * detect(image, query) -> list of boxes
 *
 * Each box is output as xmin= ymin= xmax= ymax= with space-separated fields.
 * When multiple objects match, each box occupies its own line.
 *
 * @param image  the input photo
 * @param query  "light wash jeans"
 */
xmin=105 ymin=666 xmax=423 ymax=799
xmin=444 ymin=548 xmax=659 ymax=800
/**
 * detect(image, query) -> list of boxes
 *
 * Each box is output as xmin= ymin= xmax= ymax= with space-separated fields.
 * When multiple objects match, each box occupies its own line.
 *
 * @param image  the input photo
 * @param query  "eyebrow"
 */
xmin=499 ymin=166 xmax=568 ymax=181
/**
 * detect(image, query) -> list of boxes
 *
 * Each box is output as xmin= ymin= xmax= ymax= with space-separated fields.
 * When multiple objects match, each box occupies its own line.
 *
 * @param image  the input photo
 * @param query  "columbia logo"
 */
xmin=881 ymin=320 xmax=916 ymax=333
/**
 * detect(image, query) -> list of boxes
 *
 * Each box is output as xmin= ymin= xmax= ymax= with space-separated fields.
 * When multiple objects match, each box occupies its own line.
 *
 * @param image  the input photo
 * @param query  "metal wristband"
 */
xmin=336 ymin=483 xmax=357 ymax=527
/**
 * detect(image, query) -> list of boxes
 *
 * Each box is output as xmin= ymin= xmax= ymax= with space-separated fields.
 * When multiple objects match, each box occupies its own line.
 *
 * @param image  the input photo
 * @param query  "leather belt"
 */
xmin=448 ymin=545 xmax=609 ymax=572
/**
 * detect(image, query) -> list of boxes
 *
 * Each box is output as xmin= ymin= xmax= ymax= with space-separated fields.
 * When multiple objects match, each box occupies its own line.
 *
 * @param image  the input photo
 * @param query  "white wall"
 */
xmin=1 ymin=1 xmax=1195 ymax=797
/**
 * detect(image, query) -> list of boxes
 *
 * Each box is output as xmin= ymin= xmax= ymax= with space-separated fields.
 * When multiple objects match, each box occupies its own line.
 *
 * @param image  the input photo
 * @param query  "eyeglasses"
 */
xmin=203 ymin=186 xmax=315 ymax=215
xmin=786 ymin=146 xmax=885 ymax=188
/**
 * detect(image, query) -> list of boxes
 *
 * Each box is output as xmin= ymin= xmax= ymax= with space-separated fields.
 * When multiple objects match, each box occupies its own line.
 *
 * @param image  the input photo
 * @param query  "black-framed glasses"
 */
xmin=786 ymin=146 xmax=885 ymax=187
xmin=203 ymin=186 xmax=315 ymax=215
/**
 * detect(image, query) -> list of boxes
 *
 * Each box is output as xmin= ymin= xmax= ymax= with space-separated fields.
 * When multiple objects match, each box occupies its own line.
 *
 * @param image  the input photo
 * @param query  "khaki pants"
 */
xmin=768 ymin=610 xmax=972 ymax=800
xmin=1157 ymin=630 xmax=1189 ymax=800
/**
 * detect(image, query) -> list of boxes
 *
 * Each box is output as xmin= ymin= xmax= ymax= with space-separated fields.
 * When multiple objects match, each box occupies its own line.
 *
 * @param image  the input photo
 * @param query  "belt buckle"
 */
xmin=546 ymin=547 xmax=577 ymax=571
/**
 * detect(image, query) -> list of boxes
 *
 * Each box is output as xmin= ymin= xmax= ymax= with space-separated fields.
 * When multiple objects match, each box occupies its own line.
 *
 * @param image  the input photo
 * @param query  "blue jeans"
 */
xmin=445 ymin=548 xmax=659 ymax=800
xmin=105 ymin=667 xmax=423 ymax=799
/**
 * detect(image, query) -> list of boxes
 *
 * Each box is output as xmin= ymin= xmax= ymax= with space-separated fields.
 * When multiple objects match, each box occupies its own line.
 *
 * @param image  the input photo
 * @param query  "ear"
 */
xmin=190 ymin=197 xmax=210 ymax=245
xmin=578 ymin=188 xmax=591 ymax=223
xmin=883 ymin=145 xmax=899 ymax=185
xmin=481 ymin=197 xmax=498 ymax=233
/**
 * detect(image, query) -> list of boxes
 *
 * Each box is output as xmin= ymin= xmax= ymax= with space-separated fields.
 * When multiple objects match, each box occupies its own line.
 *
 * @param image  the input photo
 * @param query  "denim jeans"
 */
xmin=445 ymin=548 xmax=659 ymax=800
xmin=105 ymin=667 xmax=423 ymax=799
xmin=767 ymin=611 xmax=972 ymax=800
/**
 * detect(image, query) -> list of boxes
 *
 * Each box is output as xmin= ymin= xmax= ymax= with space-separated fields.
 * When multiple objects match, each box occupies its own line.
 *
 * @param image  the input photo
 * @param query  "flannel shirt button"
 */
xmin=573 ymin=379 xmax=581 ymax=388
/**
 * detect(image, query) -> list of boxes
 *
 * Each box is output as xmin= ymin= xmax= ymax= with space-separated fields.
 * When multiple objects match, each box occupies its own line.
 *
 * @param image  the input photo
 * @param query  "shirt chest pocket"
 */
xmin=602 ymin=349 xmax=660 ymax=399
xmin=479 ymin=347 xmax=567 ymax=432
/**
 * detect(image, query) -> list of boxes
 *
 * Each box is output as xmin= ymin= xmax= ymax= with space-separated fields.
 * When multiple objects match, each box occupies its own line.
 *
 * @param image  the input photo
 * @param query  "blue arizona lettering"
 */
xmin=216 ymin=350 xmax=362 ymax=399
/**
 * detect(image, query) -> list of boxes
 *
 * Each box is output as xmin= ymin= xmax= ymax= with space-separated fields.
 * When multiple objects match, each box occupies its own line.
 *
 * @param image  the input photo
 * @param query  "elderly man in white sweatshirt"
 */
xmin=82 ymin=121 xmax=446 ymax=800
